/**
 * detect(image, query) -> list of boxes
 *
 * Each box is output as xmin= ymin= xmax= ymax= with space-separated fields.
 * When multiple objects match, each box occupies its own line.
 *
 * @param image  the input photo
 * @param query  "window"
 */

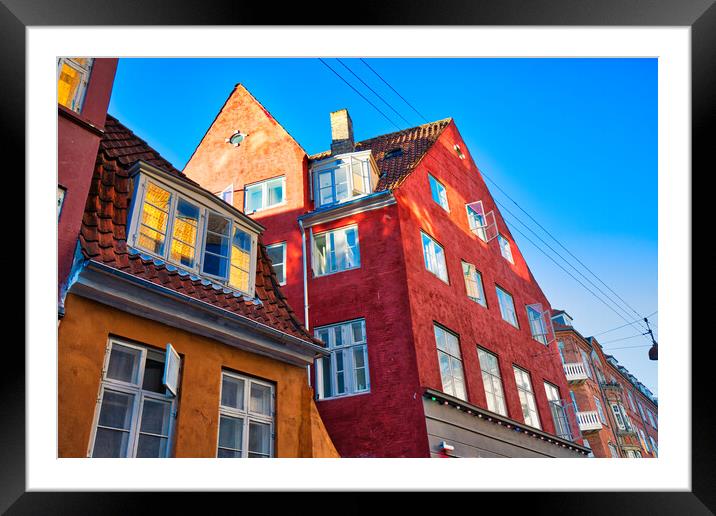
xmin=611 ymin=403 xmax=632 ymax=431
xmin=57 ymin=57 xmax=93 ymax=112
xmin=583 ymin=439 xmax=594 ymax=458
xmin=649 ymin=436 xmax=658 ymax=457
xmin=217 ymin=371 xmax=274 ymax=458
xmin=498 ymin=234 xmax=514 ymax=263
xmin=266 ymin=242 xmax=287 ymax=285
xmin=477 ymin=348 xmax=506 ymax=416
xmin=527 ymin=305 xmax=548 ymax=344
xmin=496 ymin=286 xmax=518 ymax=327
xmin=594 ymin=396 xmax=607 ymax=425
xmin=315 ymin=319 xmax=370 ymax=399
xmin=462 ymin=261 xmax=486 ymax=306
xmin=513 ymin=367 xmax=540 ymax=429
xmin=637 ymin=401 xmax=647 ymax=421
xmin=608 ymin=442 xmax=619 ymax=458
xmin=312 ymin=153 xmax=374 ymax=208
xmin=434 ymin=325 xmax=466 ymax=400
xmin=130 ymin=177 xmax=258 ymax=297
xmin=57 ymin=186 xmax=66 ymax=220
xmin=428 ymin=174 xmax=449 ymax=211
xmin=466 ymin=204 xmax=487 ymax=241
xmin=312 ymin=225 xmax=360 ymax=276
xmin=544 ymin=382 xmax=572 ymax=440
xmin=454 ymin=144 xmax=465 ymax=160
xmin=569 ymin=390 xmax=578 ymax=411
xmin=626 ymin=449 xmax=642 ymax=458
xmin=89 ymin=339 xmax=180 ymax=458
xmin=244 ymin=176 xmax=285 ymax=213
xmin=638 ymin=428 xmax=650 ymax=453
xmin=627 ymin=390 xmax=637 ymax=412
xmin=219 ymin=184 xmax=234 ymax=205
xmin=647 ymin=409 xmax=657 ymax=429
xmin=421 ymin=232 xmax=448 ymax=283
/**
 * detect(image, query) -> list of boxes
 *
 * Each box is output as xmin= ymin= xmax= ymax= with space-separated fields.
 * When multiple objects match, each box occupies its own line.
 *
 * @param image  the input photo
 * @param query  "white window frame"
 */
xmin=421 ymin=231 xmax=449 ymax=283
xmin=434 ymin=324 xmax=466 ymax=401
xmin=649 ymin=436 xmax=658 ymax=457
xmin=57 ymin=185 xmax=66 ymax=220
xmin=544 ymin=382 xmax=572 ymax=441
xmin=477 ymin=347 xmax=507 ymax=416
xmin=87 ymin=338 xmax=178 ymax=458
xmin=219 ymin=184 xmax=234 ymax=205
xmin=496 ymin=286 xmax=519 ymax=328
xmin=498 ymin=234 xmax=514 ymax=264
xmin=127 ymin=174 xmax=258 ymax=298
xmin=243 ymin=176 xmax=286 ymax=213
xmin=311 ymin=225 xmax=361 ymax=277
xmin=608 ymin=442 xmax=620 ymax=458
xmin=314 ymin=319 xmax=370 ymax=400
xmin=462 ymin=261 xmax=486 ymax=306
xmin=527 ymin=305 xmax=549 ymax=345
xmin=647 ymin=409 xmax=657 ymax=429
xmin=428 ymin=173 xmax=450 ymax=212
xmin=217 ymin=370 xmax=275 ymax=458
xmin=266 ymin=242 xmax=287 ymax=286
xmin=513 ymin=366 xmax=541 ymax=429
xmin=310 ymin=152 xmax=375 ymax=209
xmin=57 ymin=57 xmax=93 ymax=112
xmin=627 ymin=390 xmax=637 ymax=412
xmin=594 ymin=395 xmax=607 ymax=425
xmin=466 ymin=203 xmax=487 ymax=242
xmin=611 ymin=403 xmax=632 ymax=431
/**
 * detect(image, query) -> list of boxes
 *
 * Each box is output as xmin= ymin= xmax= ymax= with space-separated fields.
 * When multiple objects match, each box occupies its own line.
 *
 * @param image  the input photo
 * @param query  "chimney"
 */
xmin=330 ymin=109 xmax=354 ymax=155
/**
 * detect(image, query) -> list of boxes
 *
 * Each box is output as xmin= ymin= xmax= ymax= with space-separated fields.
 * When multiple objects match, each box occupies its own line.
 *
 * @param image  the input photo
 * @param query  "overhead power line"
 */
xmin=592 ymin=311 xmax=658 ymax=337
xmin=318 ymin=58 xmax=402 ymax=131
xmin=359 ymin=58 xmax=430 ymax=124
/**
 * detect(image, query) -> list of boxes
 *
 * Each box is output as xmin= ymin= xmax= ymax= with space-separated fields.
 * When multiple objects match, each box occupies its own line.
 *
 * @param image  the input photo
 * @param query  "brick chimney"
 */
xmin=330 ymin=109 xmax=354 ymax=155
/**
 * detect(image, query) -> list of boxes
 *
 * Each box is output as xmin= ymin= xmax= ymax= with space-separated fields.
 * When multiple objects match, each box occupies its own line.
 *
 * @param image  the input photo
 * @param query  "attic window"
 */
xmin=383 ymin=148 xmax=403 ymax=160
xmin=226 ymin=130 xmax=247 ymax=147
xmin=454 ymin=145 xmax=465 ymax=160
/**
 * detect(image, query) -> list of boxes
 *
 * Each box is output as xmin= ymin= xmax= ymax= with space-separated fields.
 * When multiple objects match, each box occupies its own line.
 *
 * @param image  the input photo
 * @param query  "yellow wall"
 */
xmin=58 ymin=293 xmax=338 ymax=458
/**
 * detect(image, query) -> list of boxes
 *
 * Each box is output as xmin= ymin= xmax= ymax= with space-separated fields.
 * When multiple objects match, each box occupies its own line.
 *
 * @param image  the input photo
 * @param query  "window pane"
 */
xmin=169 ymin=199 xmax=199 ymax=267
xmin=92 ymin=427 xmax=131 ymax=458
xmin=98 ymin=390 xmax=135 ymax=430
xmin=136 ymin=434 xmax=169 ymax=458
xmin=321 ymin=356 xmax=332 ymax=398
xmin=229 ymin=227 xmax=252 ymax=291
xmin=334 ymin=167 xmax=349 ymax=202
xmin=245 ymin=184 xmax=263 ymax=212
xmin=141 ymin=356 xmax=165 ymax=393
xmin=248 ymin=421 xmax=271 ymax=457
xmin=58 ymin=62 xmax=84 ymax=109
xmin=221 ymin=375 xmax=245 ymax=410
xmin=250 ymin=383 xmax=272 ymax=416
xmin=267 ymin=178 xmax=284 ymax=206
xmin=335 ymin=351 xmax=346 ymax=393
xmin=218 ymin=415 xmax=243 ymax=453
xmin=266 ymin=244 xmax=285 ymax=284
xmin=139 ymin=398 xmax=171 ymax=436
xmin=145 ymin=182 xmax=172 ymax=211
xmin=106 ymin=344 xmax=142 ymax=384
xmin=203 ymin=252 xmax=228 ymax=278
xmin=351 ymin=321 xmax=365 ymax=343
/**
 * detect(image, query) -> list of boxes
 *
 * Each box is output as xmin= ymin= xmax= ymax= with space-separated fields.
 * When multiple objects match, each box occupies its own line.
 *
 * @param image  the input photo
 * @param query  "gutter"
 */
xmin=299 ymin=218 xmax=310 ymax=331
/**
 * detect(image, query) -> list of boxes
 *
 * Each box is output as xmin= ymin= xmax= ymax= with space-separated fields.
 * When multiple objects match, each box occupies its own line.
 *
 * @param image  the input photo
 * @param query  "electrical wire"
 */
xmin=359 ymin=58 xmax=430 ymax=124
xmin=592 ymin=311 xmax=657 ymax=337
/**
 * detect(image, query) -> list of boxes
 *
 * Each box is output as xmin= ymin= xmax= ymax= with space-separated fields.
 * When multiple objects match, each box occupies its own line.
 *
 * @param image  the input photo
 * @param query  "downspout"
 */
xmin=299 ymin=219 xmax=310 ymax=331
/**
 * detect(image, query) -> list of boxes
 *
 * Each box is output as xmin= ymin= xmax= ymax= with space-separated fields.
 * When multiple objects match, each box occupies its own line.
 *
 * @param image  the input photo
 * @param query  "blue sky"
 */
xmin=108 ymin=57 xmax=658 ymax=394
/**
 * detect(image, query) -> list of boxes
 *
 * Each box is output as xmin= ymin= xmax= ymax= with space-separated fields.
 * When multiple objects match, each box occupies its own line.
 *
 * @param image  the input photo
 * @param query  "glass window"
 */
xmin=498 ymin=234 xmax=514 ymax=263
xmin=627 ymin=390 xmax=637 ymax=412
xmin=477 ymin=348 xmax=506 ymax=416
xmin=312 ymin=226 xmax=360 ymax=276
xmin=513 ymin=366 xmax=540 ymax=429
xmin=57 ymin=57 xmax=93 ymax=112
xmin=496 ymin=286 xmax=518 ymax=327
xmin=137 ymin=182 xmax=172 ymax=256
xmin=594 ymin=396 xmax=607 ymax=425
xmin=314 ymin=319 xmax=370 ymax=399
xmin=527 ymin=305 xmax=548 ymax=344
xmin=57 ymin=186 xmax=66 ymax=220
xmin=434 ymin=325 xmax=466 ymax=401
xmin=647 ymin=410 xmax=657 ymax=429
xmin=90 ymin=340 xmax=178 ymax=458
xmin=244 ymin=176 xmax=286 ymax=213
xmin=421 ymin=232 xmax=448 ymax=283
xmin=218 ymin=371 xmax=274 ymax=458
xmin=466 ymin=204 xmax=487 ymax=241
xmin=544 ymin=382 xmax=572 ymax=440
xmin=312 ymin=155 xmax=372 ymax=209
xmin=266 ymin=242 xmax=287 ymax=285
xmin=649 ymin=437 xmax=658 ymax=457
xmin=428 ymin=174 xmax=449 ymax=211
xmin=219 ymin=185 xmax=233 ymax=205
xmin=462 ymin=261 xmax=486 ymax=306
xmin=169 ymin=198 xmax=200 ymax=268
xmin=608 ymin=442 xmax=619 ymax=458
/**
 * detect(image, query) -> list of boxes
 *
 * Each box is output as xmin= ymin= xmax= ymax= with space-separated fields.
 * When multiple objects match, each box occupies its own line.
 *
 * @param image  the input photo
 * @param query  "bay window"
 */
xmin=57 ymin=57 xmax=93 ymax=112
xmin=314 ymin=319 xmax=370 ymax=399
xmin=89 ymin=339 xmax=181 ymax=458
xmin=217 ymin=371 xmax=274 ymax=458
xmin=311 ymin=152 xmax=376 ymax=209
xmin=312 ymin=225 xmax=360 ymax=276
xmin=129 ymin=176 xmax=258 ymax=297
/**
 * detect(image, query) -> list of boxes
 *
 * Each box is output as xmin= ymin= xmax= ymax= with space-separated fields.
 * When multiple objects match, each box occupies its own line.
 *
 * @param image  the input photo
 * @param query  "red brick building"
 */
xmin=553 ymin=310 xmax=658 ymax=458
xmin=183 ymin=84 xmax=589 ymax=458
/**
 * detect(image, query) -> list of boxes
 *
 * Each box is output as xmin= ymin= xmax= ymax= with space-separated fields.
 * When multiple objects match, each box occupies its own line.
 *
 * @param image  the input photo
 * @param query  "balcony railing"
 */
xmin=563 ymin=362 xmax=589 ymax=384
xmin=576 ymin=411 xmax=603 ymax=433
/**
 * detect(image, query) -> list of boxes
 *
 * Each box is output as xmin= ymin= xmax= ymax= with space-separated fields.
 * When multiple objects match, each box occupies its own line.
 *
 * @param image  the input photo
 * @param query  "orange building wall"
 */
xmin=58 ymin=293 xmax=338 ymax=458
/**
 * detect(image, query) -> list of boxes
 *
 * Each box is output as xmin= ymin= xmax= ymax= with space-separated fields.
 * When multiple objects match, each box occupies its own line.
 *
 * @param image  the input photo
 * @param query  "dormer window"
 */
xmin=57 ymin=57 xmax=93 ymax=112
xmin=383 ymin=148 xmax=403 ymax=160
xmin=310 ymin=151 xmax=379 ymax=210
xmin=129 ymin=172 xmax=258 ymax=297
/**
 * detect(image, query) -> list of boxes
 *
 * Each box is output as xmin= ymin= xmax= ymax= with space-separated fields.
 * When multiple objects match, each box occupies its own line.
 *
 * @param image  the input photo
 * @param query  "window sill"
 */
xmin=313 ymin=265 xmax=361 ymax=279
xmin=245 ymin=201 xmax=288 ymax=215
xmin=317 ymin=389 xmax=371 ymax=402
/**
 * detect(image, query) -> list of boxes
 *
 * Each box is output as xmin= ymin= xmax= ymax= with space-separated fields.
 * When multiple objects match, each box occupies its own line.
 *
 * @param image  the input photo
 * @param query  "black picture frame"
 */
xmin=5 ymin=0 xmax=710 ymax=513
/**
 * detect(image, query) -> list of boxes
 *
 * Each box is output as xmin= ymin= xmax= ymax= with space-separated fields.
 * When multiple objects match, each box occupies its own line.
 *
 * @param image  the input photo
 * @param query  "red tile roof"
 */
xmin=79 ymin=115 xmax=316 ymax=344
xmin=309 ymin=118 xmax=452 ymax=191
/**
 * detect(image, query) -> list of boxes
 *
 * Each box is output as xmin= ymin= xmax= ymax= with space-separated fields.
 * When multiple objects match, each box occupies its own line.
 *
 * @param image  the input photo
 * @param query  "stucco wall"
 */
xmin=58 ymin=294 xmax=338 ymax=458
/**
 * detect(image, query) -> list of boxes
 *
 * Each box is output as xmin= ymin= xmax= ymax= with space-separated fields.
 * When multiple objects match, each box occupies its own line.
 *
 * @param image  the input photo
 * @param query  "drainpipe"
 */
xmin=299 ymin=219 xmax=310 ymax=330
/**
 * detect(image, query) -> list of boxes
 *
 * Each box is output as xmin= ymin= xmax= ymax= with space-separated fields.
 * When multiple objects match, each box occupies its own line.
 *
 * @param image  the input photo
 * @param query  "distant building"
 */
xmin=182 ymin=84 xmax=589 ymax=458
xmin=58 ymin=115 xmax=338 ymax=458
xmin=553 ymin=310 xmax=657 ymax=458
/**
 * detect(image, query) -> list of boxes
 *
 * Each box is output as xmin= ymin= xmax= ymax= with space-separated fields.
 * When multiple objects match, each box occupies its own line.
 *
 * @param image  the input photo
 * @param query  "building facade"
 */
xmin=553 ymin=311 xmax=658 ymax=458
xmin=182 ymin=84 xmax=589 ymax=458
xmin=58 ymin=57 xmax=118 ymax=308
xmin=58 ymin=115 xmax=339 ymax=458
